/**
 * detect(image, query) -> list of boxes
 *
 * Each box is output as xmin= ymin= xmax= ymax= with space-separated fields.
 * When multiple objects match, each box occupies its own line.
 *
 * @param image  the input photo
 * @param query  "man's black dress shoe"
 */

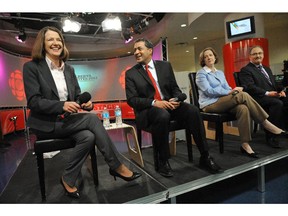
xmin=199 ymin=156 xmax=223 ymax=174
xmin=158 ymin=160 xmax=173 ymax=177
xmin=266 ymin=137 xmax=280 ymax=148
xmin=60 ymin=178 xmax=80 ymax=199
xmin=109 ymin=168 xmax=142 ymax=181
xmin=240 ymin=146 xmax=259 ymax=158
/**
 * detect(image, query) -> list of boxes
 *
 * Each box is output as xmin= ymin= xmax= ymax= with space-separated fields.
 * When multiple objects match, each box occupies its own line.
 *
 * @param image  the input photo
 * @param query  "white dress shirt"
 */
xmin=46 ymin=56 xmax=68 ymax=101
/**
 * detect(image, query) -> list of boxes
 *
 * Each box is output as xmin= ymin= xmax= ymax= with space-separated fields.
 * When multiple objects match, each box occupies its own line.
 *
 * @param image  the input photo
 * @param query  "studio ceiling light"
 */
xmin=122 ymin=29 xmax=133 ymax=44
xmin=131 ymin=18 xmax=149 ymax=34
xmin=15 ymin=30 xmax=26 ymax=43
xmin=101 ymin=15 xmax=122 ymax=32
xmin=62 ymin=18 xmax=81 ymax=33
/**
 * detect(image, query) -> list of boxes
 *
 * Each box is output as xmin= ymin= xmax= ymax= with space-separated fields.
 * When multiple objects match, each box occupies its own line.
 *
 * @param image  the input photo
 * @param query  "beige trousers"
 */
xmin=203 ymin=92 xmax=268 ymax=143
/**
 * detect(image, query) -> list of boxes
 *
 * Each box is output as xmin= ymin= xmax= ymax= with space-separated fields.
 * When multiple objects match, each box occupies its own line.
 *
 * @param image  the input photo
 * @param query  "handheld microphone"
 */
xmin=61 ymin=92 xmax=91 ymax=119
xmin=171 ymin=93 xmax=187 ymax=102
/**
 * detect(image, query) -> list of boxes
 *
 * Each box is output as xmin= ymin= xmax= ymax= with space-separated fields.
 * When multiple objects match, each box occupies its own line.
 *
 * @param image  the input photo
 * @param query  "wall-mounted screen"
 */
xmin=226 ymin=16 xmax=255 ymax=39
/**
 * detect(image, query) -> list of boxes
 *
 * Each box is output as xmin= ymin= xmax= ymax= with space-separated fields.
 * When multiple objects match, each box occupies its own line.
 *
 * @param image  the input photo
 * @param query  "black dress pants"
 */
xmin=147 ymin=102 xmax=209 ymax=162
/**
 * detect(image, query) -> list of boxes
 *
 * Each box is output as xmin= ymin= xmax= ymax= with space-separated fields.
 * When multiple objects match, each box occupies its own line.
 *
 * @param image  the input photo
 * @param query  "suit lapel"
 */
xmin=252 ymin=64 xmax=274 ymax=87
xmin=63 ymin=65 xmax=75 ymax=101
xmin=39 ymin=60 xmax=59 ymax=98
xmin=137 ymin=64 xmax=154 ymax=86
xmin=263 ymin=66 xmax=276 ymax=86
xmin=153 ymin=61 xmax=163 ymax=89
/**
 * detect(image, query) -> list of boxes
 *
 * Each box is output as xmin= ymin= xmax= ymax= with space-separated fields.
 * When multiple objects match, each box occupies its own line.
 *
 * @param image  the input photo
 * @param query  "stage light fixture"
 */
xmin=125 ymin=36 xmax=133 ymax=44
xmin=131 ymin=18 xmax=149 ymax=34
xmin=10 ymin=116 xmax=18 ymax=121
xmin=122 ymin=29 xmax=133 ymax=44
xmin=101 ymin=15 xmax=122 ymax=32
xmin=15 ymin=30 xmax=26 ymax=43
xmin=62 ymin=18 xmax=81 ymax=33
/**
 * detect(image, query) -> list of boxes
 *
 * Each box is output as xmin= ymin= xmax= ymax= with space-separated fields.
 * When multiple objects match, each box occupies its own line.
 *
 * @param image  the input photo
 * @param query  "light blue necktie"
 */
xmin=258 ymin=65 xmax=272 ymax=85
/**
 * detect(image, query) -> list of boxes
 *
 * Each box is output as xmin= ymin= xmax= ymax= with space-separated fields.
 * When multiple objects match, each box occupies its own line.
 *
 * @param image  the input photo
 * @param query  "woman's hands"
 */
xmin=230 ymin=86 xmax=243 ymax=95
xmin=63 ymin=100 xmax=93 ymax=113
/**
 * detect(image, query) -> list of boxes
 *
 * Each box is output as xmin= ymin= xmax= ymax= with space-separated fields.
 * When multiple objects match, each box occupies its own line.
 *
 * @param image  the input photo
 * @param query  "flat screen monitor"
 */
xmin=226 ymin=16 xmax=255 ymax=39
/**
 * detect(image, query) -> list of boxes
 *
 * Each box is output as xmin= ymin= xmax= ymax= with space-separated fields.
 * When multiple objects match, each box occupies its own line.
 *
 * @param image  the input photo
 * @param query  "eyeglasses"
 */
xmin=250 ymin=52 xmax=263 ymax=56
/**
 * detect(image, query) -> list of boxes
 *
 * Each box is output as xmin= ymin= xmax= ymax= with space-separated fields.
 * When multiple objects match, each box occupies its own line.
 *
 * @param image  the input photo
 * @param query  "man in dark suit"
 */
xmin=125 ymin=38 xmax=222 ymax=177
xmin=23 ymin=26 xmax=140 ymax=198
xmin=239 ymin=45 xmax=288 ymax=148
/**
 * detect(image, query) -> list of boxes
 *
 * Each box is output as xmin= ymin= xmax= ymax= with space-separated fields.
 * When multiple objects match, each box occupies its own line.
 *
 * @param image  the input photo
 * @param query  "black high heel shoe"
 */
xmin=240 ymin=146 xmax=259 ymax=158
xmin=278 ymin=130 xmax=288 ymax=138
xmin=60 ymin=178 xmax=80 ymax=198
xmin=109 ymin=168 xmax=141 ymax=181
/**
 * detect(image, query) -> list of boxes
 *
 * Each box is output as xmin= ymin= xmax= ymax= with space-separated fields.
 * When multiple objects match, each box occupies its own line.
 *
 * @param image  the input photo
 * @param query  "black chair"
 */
xmin=233 ymin=71 xmax=258 ymax=133
xmin=136 ymin=120 xmax=193 ymax=171
xmin=34 ymin=136 xmax=99 ymax=201
xmin=188 ymin=72 xmax=237 ymax=153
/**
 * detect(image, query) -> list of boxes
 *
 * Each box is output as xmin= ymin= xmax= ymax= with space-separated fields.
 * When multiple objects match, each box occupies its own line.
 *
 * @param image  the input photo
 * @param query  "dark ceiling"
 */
xmin=0 ymin=12 xmax=166 ymax=59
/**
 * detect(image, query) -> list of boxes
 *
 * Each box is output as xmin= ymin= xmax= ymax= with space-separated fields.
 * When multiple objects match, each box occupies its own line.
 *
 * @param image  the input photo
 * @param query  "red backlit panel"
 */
xmin=223 ymin=38 xmax=269 ymax=88
xmin=0 ymin=109 xmax=27 ymax=136
xmin=93 ymin=101 xmax=135 ymax=120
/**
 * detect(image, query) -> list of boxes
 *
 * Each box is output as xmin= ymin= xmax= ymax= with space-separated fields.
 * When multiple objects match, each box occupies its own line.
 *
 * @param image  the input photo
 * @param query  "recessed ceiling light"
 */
xmin=175 ymin=42 xmax=188 ymax=46
xmin=181 ymin=24 xmax=187 ymax=27
xmin=185 ymin=50 xmax=190 ymax=53
xmin=193 ymin=37 xmax=198 ymax=40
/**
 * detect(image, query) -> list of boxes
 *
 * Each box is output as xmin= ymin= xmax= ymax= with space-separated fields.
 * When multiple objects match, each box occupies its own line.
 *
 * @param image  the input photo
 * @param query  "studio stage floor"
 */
xmin=1 ymin=124 xmax=288 ymax=204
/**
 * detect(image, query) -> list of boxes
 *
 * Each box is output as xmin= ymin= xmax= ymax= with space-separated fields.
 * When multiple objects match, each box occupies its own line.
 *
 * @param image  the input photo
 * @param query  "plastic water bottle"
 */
xmin=115 ymin=105 xmax=122 ymax=126
xmin=102 ymin=107 xmax=110 ymax=128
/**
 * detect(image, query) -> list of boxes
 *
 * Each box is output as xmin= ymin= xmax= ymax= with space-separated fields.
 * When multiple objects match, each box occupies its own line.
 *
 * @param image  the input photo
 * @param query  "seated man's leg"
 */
xmin=173 ymin=102 xmax=208 ymax=155
xmin=258 ymin=97 xmax=283 ymax=148
xmin=147 ymin=107 xmax=172 ymax=177
xmin=172 ymin=102 xmax=223 ymax=174
xmin=281 ymin=97 xmax=288 ymax=130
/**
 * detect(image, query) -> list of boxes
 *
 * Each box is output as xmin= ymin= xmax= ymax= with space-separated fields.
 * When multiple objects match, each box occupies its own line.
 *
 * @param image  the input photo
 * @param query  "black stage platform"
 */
xmin=0 ymin=130 xmax=288 ymax=204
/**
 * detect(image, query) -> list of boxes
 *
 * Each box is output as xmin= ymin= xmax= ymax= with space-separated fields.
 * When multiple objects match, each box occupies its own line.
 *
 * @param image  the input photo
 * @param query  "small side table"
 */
xmin=105 ymin=123 xmax=144 ymax=168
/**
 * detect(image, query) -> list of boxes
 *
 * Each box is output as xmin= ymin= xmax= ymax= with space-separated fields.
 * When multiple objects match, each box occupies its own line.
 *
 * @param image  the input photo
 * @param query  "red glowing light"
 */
xmin=8 ymin=69 xmax=26 ymax=101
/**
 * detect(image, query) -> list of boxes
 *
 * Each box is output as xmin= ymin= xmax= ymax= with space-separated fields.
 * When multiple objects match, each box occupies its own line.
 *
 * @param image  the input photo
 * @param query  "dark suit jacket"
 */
xmin=23 ymin=59 xmax=81 ymax=132
xmin=239 ymin=62 xmax=277 ymax=100
xmin=125 ymin=60 xmax=182 ymax=129
xmin=283 ymin=72 xmax=288 ymax=88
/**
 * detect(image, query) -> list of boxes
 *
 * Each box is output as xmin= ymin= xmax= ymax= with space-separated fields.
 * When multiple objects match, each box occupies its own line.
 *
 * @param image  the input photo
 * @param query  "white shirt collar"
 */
xmin=45 ymin=56 xmax=64 ymax=71
xmin=250 ymin=62 xmax=262 ymax=68
xmin=143 ymin=59 xmax=154 ymax=70
xmin=203 ymin=65 xmax=217 ymax=73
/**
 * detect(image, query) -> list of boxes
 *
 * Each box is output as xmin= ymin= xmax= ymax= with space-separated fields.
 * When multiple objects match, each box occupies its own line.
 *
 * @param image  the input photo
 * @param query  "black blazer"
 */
xmin=23 ymin=60 xmax=81 ymax=132
xmin=125 ymin=60 xmax=182 ymax=129
xmin=239 ymin=62 xmax=276 ymax=99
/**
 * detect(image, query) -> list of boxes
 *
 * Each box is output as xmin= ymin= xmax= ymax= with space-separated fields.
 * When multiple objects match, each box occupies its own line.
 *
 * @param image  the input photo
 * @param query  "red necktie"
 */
xmin=145 ymin=64 xmax=161 ymax=100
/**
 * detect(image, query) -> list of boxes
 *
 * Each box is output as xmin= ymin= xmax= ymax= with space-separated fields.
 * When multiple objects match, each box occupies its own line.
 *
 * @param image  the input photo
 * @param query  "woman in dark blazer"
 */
xmin=23 ymin=26 xmax=140 ymax=198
